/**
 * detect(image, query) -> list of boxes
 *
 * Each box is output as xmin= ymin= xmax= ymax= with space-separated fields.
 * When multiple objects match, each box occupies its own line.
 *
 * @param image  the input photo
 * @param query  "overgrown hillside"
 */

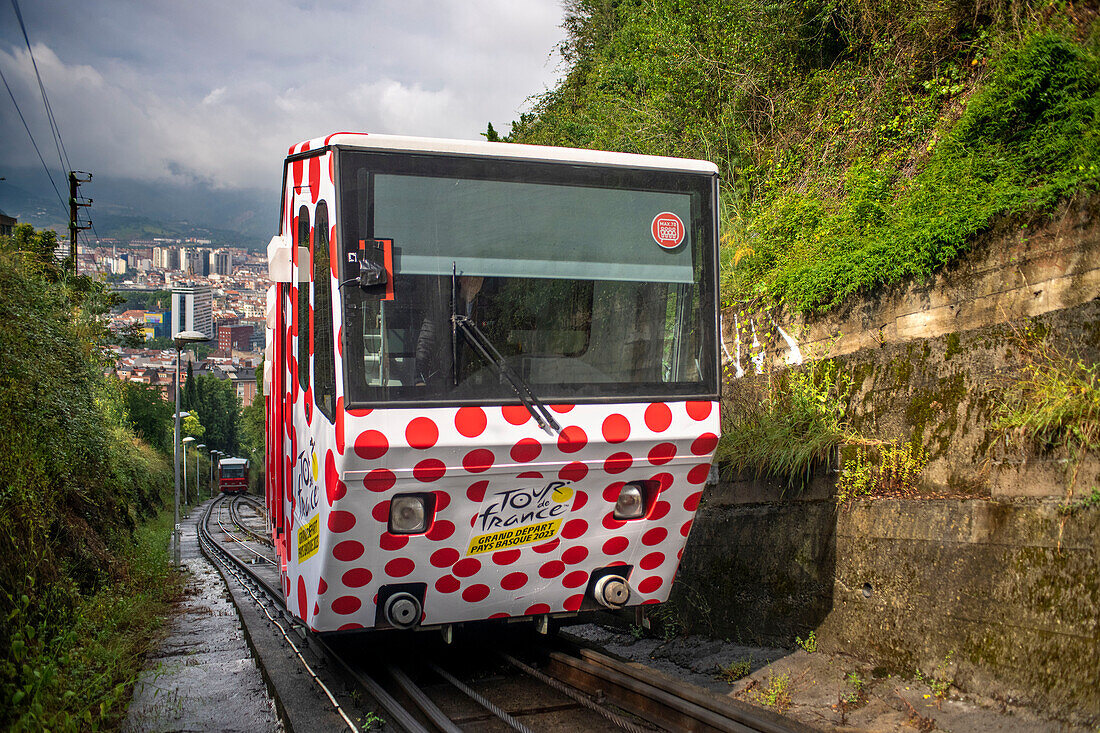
xmin=505 ymin=0 xmax=1100 ymax=313
xmin=0 ymin=225 xmax=176 ymax=729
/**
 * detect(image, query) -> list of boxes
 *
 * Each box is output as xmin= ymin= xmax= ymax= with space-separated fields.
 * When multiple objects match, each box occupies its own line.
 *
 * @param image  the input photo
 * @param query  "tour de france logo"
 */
xmin=466 ymin=481 xmax=575 ymax=556
xmin=651 ymin=211 xmax=686 ymax=250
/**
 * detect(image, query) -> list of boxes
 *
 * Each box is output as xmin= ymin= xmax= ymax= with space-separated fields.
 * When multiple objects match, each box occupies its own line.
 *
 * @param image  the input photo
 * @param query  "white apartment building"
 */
xmin=171 ymin=284 xmax=213 ymax=339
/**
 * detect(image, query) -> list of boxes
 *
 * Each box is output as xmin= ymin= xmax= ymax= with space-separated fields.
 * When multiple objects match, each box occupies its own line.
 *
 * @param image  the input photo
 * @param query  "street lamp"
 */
xmin=182 ymin=437 xmax=195 ymax=506
xmin=210 ymin=450 xmax=221 ymax=498
xmin=173 ymin=330 xmax=209 ymax=567
xmin=197 ymin=444 xmax=206 ymax=500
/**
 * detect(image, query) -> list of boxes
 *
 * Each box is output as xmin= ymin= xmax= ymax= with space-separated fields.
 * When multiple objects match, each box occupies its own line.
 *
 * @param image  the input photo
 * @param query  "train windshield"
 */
xmin=221 ymin=466 xmax=245 ymax=478
xmin=337 ymin=150 xmax=718 ymax=406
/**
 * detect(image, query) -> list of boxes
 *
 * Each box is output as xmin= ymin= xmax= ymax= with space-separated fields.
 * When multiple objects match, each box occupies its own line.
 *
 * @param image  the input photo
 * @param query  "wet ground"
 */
xmin=562 ymin=623 xmax=1092 ymax=733
xmin=123 ymin=501 xmax=281 ymax=733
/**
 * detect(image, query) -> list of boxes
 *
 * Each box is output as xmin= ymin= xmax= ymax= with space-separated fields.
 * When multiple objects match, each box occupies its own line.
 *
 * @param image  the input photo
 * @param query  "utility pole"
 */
xmin=68 ymin=171 xmax=92 ymax=274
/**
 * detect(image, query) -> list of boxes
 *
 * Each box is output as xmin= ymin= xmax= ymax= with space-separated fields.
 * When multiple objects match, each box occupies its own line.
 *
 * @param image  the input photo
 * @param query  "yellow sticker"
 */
xmin=297 ymin=514 xmax=319 ymax=562
xmin=467 ymin=518 xmax=563 ymax=556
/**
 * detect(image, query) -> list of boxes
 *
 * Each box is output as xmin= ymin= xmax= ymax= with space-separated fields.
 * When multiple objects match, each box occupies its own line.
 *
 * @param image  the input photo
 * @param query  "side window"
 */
xmin=297 ymin=204 xmax=309 ymax=391
xmin=313 ymin=202 xmax=336 ymax=420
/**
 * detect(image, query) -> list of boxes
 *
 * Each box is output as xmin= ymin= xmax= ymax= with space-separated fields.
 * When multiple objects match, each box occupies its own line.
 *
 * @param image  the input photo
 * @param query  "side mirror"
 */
xmin=357 ymin=239 xmax=388 ymax=287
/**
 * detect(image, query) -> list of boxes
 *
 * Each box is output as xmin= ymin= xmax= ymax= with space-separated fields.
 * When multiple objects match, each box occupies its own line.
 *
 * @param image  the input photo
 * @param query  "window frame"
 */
xmin=313 ymin=201 xmax=336 ymax=422
xmin=332 ymin=146 xmax=721 ymax=410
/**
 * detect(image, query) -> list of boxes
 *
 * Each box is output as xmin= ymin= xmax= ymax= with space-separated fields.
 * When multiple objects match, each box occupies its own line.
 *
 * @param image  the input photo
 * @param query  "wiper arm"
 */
xmin=452 ymin=314 xmax=561 ymax=436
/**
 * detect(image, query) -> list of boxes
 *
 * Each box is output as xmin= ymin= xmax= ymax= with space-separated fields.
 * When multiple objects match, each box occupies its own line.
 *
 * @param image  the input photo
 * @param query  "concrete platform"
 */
xmin=124 ymin=501 xmax=282 ymax=732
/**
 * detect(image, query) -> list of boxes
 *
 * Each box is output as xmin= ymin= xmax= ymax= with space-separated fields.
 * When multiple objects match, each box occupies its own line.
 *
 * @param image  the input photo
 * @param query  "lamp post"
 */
xmin=173 ymin=330 xmax=209 ymax=567
xmin=197 ymin=444 xmax=206 ymax=500
xmin=210 ymin=450 xmax=221 ymax=498
xmin=182 ymin=436 xmax=195 ymax=507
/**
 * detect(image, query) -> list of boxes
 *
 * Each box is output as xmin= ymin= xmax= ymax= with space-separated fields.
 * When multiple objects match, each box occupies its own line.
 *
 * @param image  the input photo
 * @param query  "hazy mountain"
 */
xmin=0 ymin=167 xmax=278 ymax=249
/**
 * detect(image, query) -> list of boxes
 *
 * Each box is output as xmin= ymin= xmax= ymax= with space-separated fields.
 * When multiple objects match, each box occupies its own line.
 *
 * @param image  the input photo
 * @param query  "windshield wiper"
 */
xmin=450 ymin=264 xmax=561 ymax=435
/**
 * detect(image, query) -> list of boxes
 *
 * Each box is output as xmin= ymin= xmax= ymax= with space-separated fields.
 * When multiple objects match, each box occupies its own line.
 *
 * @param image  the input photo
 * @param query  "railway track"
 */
xmin=197 ymin=496 xmax=808 ymax=733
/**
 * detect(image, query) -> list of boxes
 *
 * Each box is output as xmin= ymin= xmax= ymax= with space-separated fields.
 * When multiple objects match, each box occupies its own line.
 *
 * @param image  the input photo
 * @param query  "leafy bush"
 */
xmin=994 ymin=324 xmax=1099 ymax=495
xmin=716 ymin=357 xmax=853 ymax=489
xmin=0 ymin=227 xmax=174 ymax=727
xmin=508 ymin=2 xmax=1099 ymax=314
xmin=836 ymin=442 xmax=928 ymax=501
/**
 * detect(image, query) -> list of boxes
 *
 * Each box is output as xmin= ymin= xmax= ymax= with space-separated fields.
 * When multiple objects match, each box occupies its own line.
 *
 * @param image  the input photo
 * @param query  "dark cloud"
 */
xmin=0 ymin=0 xmax=565 ymax=191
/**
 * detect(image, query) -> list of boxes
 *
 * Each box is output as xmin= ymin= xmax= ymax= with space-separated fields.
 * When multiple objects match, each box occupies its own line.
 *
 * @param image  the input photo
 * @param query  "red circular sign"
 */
xmin=651 ymin=212 xmax=685 ymax=249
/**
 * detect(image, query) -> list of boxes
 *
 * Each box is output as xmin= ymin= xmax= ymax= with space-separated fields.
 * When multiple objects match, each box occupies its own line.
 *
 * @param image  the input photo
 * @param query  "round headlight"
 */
xmin=390 ymin=495 xmax=427 ymax=533
xmin=613 ymin=484 xmax=645 ymax=520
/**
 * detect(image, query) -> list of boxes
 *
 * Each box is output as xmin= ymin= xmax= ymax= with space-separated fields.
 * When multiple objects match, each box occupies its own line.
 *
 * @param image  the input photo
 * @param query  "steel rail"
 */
xmin=228 ymin=494 xmax=274 ymax=546
xmin=198 ymin=498 xmax=359 ymax=733
xmin=427 ymin=661 xmax=537 ymax=733
xmin=500 ymin=652 xmax=652 ymax=733
xmin=198 ymin=498 xmax=430 ymax=733
xmin=214 ymin=498 xmax=276 ymax=565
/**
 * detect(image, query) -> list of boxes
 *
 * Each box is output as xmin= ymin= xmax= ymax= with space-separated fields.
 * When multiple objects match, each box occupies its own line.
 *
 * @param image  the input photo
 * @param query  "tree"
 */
xmin=190 ymin=375 xmax=240 ymax=454
xmin=120 ymin=381 xmax=173 ymax=453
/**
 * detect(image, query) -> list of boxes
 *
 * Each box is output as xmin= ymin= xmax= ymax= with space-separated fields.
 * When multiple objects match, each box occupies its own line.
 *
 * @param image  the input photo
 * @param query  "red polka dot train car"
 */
xmin=264 ymin=133 xmax=721 ymax=633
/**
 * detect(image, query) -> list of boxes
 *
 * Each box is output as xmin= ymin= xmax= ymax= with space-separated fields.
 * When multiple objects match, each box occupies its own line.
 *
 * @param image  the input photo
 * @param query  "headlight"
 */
xmin=389 ymin=494 xmax=429 ymax=534
xmin=613 ymin=483 xmax=646 ymax=520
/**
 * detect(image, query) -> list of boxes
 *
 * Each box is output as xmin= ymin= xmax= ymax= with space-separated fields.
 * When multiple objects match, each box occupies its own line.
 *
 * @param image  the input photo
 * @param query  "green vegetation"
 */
xmin=0 ymin=225 xmax=176 ymax=728
xmin=836 ymin=442 xmax=927 ymax=501
xmin=795 ymin=630 xmax=817 ymax=653
xmin=506 ymin=1 xmax=1100 ymax=313
xmin=717 ymin=657 xmax=752 ymax=684
xmin=993 ymin=323 xmax=1099 ymax=497
xmin=747 ymin=671 xmax=792 ymax=712
xmin=715 ymin=356 xmax=852 ymax=488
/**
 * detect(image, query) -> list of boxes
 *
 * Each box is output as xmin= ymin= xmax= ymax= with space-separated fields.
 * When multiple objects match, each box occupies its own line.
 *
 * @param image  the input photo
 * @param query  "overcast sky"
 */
xmin=0 ymin=1 xmax=566 ymax=193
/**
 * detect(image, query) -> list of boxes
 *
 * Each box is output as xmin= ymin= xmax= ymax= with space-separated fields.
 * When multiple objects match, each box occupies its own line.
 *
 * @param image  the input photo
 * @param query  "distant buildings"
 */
xmin=171 ymin=284 xmax=213 ymax=338
xmin=0 ymin=209 xmax=15 ymax=237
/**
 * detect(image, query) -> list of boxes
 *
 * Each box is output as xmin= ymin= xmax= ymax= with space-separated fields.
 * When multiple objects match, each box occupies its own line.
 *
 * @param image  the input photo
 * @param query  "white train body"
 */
xmin=265 ymin=133 xmax=721 ymax=632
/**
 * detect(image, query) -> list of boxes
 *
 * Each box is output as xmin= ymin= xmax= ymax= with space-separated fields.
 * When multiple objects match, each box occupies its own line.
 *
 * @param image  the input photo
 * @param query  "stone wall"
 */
xmin=677 ymin=197 xmax=1100 ymax=721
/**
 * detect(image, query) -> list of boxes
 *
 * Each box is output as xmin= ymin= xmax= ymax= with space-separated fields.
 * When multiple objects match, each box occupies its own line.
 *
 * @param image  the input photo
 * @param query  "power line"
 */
xmin=11 ymin=0 xmax=71 ymax=175
xmin=0 ymin=61 xmax=66 ymax=212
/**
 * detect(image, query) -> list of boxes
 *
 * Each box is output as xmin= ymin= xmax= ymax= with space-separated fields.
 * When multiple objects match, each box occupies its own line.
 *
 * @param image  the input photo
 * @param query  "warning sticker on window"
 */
xmin=466 ymin=481 xmax=574 ymax=556
xmin=297 ymin=514 xmax=319 ymax=562
xmin=651 ymin=211 xmax=686 ymax=249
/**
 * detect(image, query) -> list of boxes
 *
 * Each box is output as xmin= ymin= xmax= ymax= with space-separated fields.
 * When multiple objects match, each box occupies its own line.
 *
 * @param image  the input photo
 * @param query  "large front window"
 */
xmin=338 ymin=150 xmax=718 ymax=405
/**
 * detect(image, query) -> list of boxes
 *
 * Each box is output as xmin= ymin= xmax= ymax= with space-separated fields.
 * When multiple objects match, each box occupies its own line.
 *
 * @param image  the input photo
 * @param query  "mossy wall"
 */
xmin=677 ymin=209 xmax=1100 ymax=721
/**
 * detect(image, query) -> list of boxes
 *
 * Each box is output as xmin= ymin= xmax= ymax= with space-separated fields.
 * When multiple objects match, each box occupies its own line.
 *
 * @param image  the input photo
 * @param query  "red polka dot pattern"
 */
xmin=492 ymin=549 xmax=521 ymax=565
xmin=692 ymin=432 xmax=719 ymax=455
xmin=328 ymin=511 xmax=355 ymax=533
xmin=462 ymin=584 xmax=490 ymax=602
xmin=501 ymin=572 xmax=527 ymax=590
xmin=379 ymin=533 xmax=409 ymax=551
xmin=430 ymin=548 xmax=459 ymax=568
xmin=332 ymin=595 xmax=361 ymax=615
xmin=686 ymin=401 xmax=713 ymax=420
xmin=363 ymin=468 xmax=396 ymax=492
xmin=462 ymin=449 xmax=494 ymax=473
xmin=455 ymin=407 xmax=487 ymax=437
xmin=645 ymin=402 xmax=672 ymax=432
xmin=602 ymin=413 xmax=630 ymax=443
xmin=648 ymin=443 xmax=677 ymax=466
xmin=406 ymin=417 xmax=439 ymax=449
xmin=413 ymin=459 xmax=446 ymax=482
xmin=603 ymin=536 xmax=629 ymax=555
xmin=452 ymin=558 xmax=481 ymax=578
xmin=502 ymin=405 xmax=530 ymax=425
xmin=354 ymin=430 xmax=388 ymax=460
xmin=333 ymin=540 xmax=364 ymax=562
xmin=342 ymin=568 xmax=372 ymax=587
xmin=510 ymin=438 xmax=541 ymax=463
xmin=274 ymin=380 xmax=721 ymax=628
xmin=385 ymin=557 xmax=415 ymax=577
xmin=557 ymin=426 xmax=587 ymax=453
